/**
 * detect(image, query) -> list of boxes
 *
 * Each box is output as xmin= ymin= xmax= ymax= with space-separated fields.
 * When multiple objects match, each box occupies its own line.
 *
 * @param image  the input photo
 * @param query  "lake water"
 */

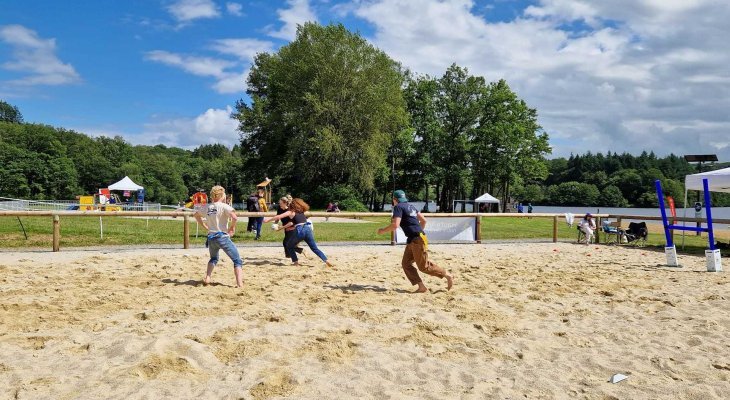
xmin=382 ymin=203 xmax=730 ymax=229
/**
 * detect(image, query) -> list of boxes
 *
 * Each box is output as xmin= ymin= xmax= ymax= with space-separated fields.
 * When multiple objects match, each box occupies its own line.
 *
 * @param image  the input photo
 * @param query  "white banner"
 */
xmin=395 ymin=217 xmax=476 ymax=243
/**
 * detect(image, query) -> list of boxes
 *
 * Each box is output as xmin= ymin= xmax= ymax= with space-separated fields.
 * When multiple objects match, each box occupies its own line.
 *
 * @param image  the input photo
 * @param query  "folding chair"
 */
xmin=624 ymin=222 xmax=648 ymax=246
xmin=601 ymin=220 xmax=623 ymax=245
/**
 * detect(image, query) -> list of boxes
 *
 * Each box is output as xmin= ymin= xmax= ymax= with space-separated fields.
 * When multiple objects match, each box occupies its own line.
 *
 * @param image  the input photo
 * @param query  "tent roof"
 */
xmin=685 ymin=167 xmax=730 ymax=193
xmin=474 ymin=193 xmax=500 ymax=203
xmin=108 ymin=176 xmax=144 ymax=191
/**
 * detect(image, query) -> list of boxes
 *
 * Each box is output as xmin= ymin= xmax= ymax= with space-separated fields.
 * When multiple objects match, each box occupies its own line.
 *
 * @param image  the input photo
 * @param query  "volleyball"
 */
xmin=271 ymin=223 xmax=280 ymax=231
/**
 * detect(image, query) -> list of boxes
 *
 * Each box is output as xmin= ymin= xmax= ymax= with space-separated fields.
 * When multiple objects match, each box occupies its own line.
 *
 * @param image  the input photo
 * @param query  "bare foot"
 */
xmin=293 ymin=261 xmax=300 ymax=267
xmin=325 ymin=261 xmax=334 ymax=268
xmin=413 ymin=282 xmax=428 ymax=293
xmin=202 ymin=276 xmax=211 ymax=286
xmin=445 ymin=274 xmax=453 ymax=291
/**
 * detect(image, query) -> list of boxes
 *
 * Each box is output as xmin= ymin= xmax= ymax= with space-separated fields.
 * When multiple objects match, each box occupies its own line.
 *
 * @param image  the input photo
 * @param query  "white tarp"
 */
xmin=474 ymin=193 xmax=500 ymax=203
xmin=108 ymin=176 xmax=144 ymax=191
xmin=685 ymin=167 xmax=730 ymax=193
xmin=395 ymin=217 xmax=476 ymax=243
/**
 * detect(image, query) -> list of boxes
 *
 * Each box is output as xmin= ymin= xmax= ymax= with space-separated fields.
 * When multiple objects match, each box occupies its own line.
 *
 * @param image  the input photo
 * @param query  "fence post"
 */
xmin=552 ymin=215 xmax=558 ymax=243
xmin=53 ymin=214 xmax=60 ymax=252
xmin=596 ymin=217 xmax=601 ymax=244
xmin=183 ymin=214 xmax=190 ymax=249
xmin=475 ymin=216 xmax=482 ymax=244
xmin=390 ymin=230 xmax=395 ymax=245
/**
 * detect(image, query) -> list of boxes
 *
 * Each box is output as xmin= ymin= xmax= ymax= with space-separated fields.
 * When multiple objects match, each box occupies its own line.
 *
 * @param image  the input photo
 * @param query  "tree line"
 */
xmin=2 ymin=24 xmax=727 ymax=209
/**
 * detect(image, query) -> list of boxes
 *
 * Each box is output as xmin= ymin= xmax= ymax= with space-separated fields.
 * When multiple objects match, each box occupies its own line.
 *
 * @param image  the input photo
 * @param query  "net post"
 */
xmin=52 ymin=214 xmax=60 ymax=252
xmin=183 ymin=214 xmax=190 ymax=249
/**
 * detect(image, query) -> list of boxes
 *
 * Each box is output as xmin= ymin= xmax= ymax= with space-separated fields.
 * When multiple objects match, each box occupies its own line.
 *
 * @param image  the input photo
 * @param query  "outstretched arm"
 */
xmin=194 ymin=213 xmax=209 ymax=231
xmin=264 ymin=211 xmax=292 ymax=223
xmin=377 ymin=217 xmax=401 ymax=235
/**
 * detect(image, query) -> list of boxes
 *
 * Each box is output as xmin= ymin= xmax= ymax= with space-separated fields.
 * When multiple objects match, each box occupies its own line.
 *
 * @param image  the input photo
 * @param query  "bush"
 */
xmin=308 ymin=184 xmax=366 ymax=210
xmin=338 ymin=198 xmax=368 ymax=212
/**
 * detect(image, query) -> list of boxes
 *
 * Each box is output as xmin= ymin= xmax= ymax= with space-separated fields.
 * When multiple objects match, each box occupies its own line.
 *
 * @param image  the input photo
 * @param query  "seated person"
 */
xmin=578 ymin=213 xmax=596 ymax=244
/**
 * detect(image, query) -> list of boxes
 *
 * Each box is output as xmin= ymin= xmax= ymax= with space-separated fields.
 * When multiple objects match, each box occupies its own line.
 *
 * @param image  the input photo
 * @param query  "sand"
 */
xmin=1 ymin=242 xmax=729 ymax=399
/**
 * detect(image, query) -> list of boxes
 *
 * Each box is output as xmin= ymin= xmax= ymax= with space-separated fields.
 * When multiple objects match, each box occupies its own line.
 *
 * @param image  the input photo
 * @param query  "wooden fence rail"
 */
xmin=1 ymin=211 xmax=727 ymax=252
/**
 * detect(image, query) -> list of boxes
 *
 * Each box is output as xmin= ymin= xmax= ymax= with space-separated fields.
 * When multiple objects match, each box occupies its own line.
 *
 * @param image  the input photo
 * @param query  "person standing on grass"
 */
xmin=194 ymin=185 xmax=244 ymax=287
xmin=377 ymin=190 xmax=453 ymax=293
xmin=254 ymin=187 xmax=268 ymax=240
xmin=267 ymin=197 xmax=333 ymax=268
xmin=264 ymin=195 xmax=305 ymax=261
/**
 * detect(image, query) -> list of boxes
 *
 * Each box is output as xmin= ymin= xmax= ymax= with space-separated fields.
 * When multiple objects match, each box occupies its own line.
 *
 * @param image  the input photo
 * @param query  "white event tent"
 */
xmin=684 ymin=167 xmax=730 ymax=193
xmin=681 ymin=167 xmax=730 ymax=247
xmin=475 ymin=193 xmax=500 ymax=204
xmin=108 ymin=176 xmax=144 ymax=191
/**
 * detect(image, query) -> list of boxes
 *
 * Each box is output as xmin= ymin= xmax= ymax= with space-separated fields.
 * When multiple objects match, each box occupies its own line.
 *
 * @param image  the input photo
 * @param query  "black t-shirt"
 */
xmin=392 ymin=202 xmax=422 ymax=241
xmin=277 ymin=207 xmax=293 ymax=225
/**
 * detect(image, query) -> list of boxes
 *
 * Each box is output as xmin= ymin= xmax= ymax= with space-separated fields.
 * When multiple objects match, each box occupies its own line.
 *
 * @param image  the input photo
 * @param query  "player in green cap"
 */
xmin=377 ymin=190 xmax=453 ymax=293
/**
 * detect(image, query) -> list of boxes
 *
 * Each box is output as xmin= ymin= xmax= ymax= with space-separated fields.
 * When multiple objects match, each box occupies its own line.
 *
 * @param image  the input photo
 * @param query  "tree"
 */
xmin=600 ymin=185 xmax=628 ymax=207
xmin=472 ymin=79 xmax=550 ymax=209
xmin=546 ymin=182 xmax=600 ymax=206
xmin=0 ymin=101 xmax=23 ymax=124
xmin=235 ymin=23 xmax=408 ymax=204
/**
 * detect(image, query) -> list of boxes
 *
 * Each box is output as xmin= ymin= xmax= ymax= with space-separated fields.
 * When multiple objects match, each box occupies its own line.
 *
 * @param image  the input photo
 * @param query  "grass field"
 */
xmin=1 ymin=214 xmax=726 ymax=256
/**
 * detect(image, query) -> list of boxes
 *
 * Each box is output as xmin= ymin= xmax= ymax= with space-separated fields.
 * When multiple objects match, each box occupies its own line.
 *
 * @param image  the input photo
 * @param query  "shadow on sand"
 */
xmin=324 ymin=284 xmax=410 ymax=294
xmin=161 ymin=278 xmax=233 ymax=288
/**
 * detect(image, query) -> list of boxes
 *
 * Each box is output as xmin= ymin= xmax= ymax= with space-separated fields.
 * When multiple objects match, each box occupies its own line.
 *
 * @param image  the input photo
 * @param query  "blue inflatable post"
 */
xmin=703 ymin=179 xmax=715 ymax=251
xmin=655 ymin=180 xmax=678 ymax=266
xmin=655 ymin=178 xmax=722 ymax=271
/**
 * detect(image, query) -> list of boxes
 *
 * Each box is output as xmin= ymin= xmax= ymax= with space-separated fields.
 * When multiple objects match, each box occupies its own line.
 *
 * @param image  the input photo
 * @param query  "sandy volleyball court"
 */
xmin=1 ymin=243 xmax=729 ymax=399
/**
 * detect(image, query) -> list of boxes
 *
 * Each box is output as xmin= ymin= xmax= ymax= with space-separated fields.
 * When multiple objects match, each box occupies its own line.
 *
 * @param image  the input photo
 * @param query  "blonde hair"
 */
xmin=210 ymin=185 xmax=226 ymax=202
xmin=279 ymin=194 xmax=293 ymax=206
xmin=290 ymin=198 xmax=310 ymax=213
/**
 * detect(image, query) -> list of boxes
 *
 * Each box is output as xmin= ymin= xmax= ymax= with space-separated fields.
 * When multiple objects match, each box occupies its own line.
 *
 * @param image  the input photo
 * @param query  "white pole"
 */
xmin=99 ymin=216 xmax=103 ymax=240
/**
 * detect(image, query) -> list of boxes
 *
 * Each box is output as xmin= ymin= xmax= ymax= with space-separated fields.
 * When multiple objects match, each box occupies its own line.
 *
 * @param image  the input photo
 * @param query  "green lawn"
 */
xmin=0 ymin=215 xmax=722 ymax=256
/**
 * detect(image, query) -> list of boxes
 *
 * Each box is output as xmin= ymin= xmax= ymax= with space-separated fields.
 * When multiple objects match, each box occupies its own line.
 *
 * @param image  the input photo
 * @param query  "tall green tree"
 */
xmin=472 ymin=79 xmax=550 ymax=209
xmin=235 ymin=23 xmax=408 ymax=204
xmin=0 ymin=101 xmax=23 ymax=124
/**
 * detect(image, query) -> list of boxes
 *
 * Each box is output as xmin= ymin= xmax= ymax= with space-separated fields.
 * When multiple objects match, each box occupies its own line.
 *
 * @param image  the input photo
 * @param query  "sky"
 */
xmin=1 ymin=0 xmax=729 ymax=160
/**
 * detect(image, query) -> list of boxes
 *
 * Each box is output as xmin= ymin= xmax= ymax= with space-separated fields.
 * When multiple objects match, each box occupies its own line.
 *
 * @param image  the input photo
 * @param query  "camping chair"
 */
xmin=624 ymin=222 xmax=648 ymax=246
xmin=576 ymin=225 xmax=596 ymax=244
xmin=601 ymin=220 xmax=624 ymax=245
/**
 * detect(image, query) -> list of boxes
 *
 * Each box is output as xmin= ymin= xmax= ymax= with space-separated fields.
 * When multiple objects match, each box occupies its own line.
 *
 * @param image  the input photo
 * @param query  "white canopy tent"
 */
xmin=108 ymin=176 xmax=144 ymax=191
xmin=681 ymin=167 xmax=730 ymax=248
xmin=684 ymin=167 xmax=730 ymax=193
xmin=454 ymin=192 xmax=501 ymax=213
xmin=474 ymin=193 xmax=501 ymax=204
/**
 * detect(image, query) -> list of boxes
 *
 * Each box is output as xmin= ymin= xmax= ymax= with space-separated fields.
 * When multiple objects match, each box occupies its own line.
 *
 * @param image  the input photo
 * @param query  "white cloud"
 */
xmin=346 ymin=0 xmax=730 ymax=160
xmin=267 ymin=0 xmax=317 ymax=40
xmin=146 ymin=39 xmax=273 ymax=94
xmin=166 ymin=0 xmax=220 ymax=24
xmin=0 ymin=25 xmax=80 ymax=86
xmin=145 ymin=50 xmax=235 ymax=77
xmin=140 ymin=106 xmax=240 ymax=148
xmin=210 ymin=38 xmax=275 ymax=61
xmin=226 ymin=2 xmax=244 ymax=16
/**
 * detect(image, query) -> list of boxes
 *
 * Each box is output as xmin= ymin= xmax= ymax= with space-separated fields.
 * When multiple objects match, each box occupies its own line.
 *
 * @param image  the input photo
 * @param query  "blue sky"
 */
xmin=2 ymin=0 xmax=729 ymax=160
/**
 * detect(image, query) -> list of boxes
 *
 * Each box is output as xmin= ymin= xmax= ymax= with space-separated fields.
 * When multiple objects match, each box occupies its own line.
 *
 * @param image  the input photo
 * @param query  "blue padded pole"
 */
xmin=703 ymin=178 xmax=715 ymax=251
xmin=655 ymin=180 xmax=673 ymax=247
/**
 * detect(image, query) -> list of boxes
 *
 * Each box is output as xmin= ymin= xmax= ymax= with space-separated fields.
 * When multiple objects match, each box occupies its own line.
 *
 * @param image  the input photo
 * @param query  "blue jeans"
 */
xmin=255 ymin=217 xmax=264 ymax=238
xmin=286 ymin=224 xmax=326 ymax=262
xmin=207 ymin=233 xmax=243 ymax=268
